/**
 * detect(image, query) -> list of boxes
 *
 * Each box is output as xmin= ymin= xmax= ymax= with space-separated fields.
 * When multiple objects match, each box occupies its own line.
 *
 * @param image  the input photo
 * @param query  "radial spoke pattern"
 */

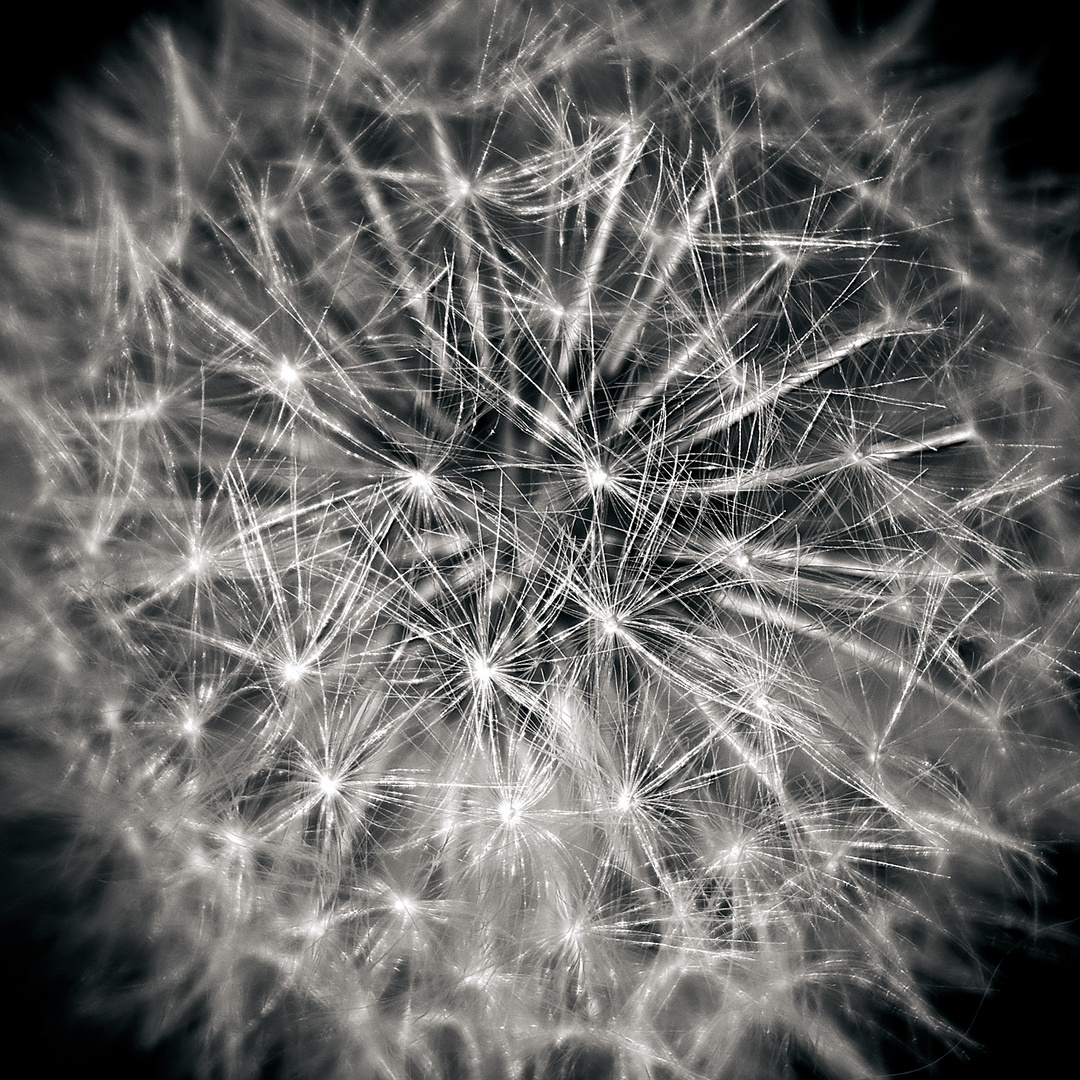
xmin=1 ymin=2 xmax=1078 ymax=1079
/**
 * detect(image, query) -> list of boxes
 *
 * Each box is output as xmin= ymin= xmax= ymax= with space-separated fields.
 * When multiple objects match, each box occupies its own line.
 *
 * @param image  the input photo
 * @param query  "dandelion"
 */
xmin=1 ymin=1 xmax=1078 ymax=1078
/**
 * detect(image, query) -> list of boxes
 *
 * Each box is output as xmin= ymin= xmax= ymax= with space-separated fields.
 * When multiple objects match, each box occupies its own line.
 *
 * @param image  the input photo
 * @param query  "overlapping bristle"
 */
xmin=2 ymin=2 xmax=1078 ymax=1078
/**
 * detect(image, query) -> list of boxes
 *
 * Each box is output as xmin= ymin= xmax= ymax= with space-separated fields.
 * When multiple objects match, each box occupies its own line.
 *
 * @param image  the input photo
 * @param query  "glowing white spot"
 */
xmin=278 ymin=362 xmax=301 ymax=385
xmin=180 ymin=709 xmax=200 ymax=737
xmin=766 ymin=239 xmax=793 ymax=265
xmin=221 ymin=828 xmax=250 ymax=854
xmin=585 ymin=462 xmax=610 ymax=491
xmin=595 ymin=610 xmax=623 ymax=637
xmin=719 ymin=843 xmax=744 ymax=866
xmin=405 ymin=469 xmax=435 ymax=497
xmin=536 ymin=412 xmax=565 ymax=440
xmin=129 ymin=396 xmax=163 ymax=421
xmin=317 ymin=772 xmax=340 ymax=799
xmin=563 ymin=919 xmax=584 ymax=945
xmin=392 ymin=894 xmax=416 ymax=916
xmin=281 ymin=660 xmax=308 ymax=684
xmin=498 ymin=800 xmax=521 ymax=827
xmin=454 ymin=177 xmax=472 ymax=202
xmin=615 ymin=788 xmax=636 ymax=813
xmin=186 ymin=549 xmax=205 ymax=575
xmin=300 ymin=913 xmax=330 ymax=941
xmin=468 ymin=652 xmax=498 ymax=687
xmin=162 ymin=231 xmax=185 ymax=263
xmin=750 ymin=692 xmax=772 ymax=717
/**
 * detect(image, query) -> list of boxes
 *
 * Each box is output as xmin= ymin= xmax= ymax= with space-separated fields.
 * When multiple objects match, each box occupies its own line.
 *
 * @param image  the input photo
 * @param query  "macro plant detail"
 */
xmin=1 ymin=1 xmax=1078 ymax=1078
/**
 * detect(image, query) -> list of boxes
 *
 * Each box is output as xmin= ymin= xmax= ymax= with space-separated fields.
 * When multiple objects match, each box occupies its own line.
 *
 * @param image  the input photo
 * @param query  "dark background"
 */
xmin=1 ymin=0 xmax=1076 ymax=178
xmin=1 ymin=2 xmax=1077 ymax=1079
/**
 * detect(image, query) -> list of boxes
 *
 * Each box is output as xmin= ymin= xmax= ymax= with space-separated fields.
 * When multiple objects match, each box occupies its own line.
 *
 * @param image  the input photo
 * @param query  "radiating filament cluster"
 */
xmin=1 ymin=1 xmax=1078 ymax=1079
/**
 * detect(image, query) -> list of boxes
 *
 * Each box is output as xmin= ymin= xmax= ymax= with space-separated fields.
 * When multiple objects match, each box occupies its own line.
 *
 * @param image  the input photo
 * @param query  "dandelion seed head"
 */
xmin=451 ymin=176 xmax=473 ymax=204
xmin=3 ymin=1 xmax=1079 ymax=1078
xmin=83 ymin=529 xmax=104 ymax=557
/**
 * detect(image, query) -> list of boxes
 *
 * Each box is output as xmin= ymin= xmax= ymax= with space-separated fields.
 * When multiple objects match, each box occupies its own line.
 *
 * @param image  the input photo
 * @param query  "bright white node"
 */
xmin=585 ymin=462 xmax=610 ymax=491
xmin=719 ymin=842 xmax=744 ymax=867
xmin=278 ymin=361 xmax=301 ymax=385
xmin=180 ymin=709 xmax=200 ymax=737
xmin=317 ymin=772 xmax=340 ymax=799
xmin=405 ymin=469 xmax=435 ymax=497
xmin=750 ymin=693 xmax=772 ymax=716
xmin=186 ymin=549 xmax=205 ymax=575
xmin=498 ymin=800 xmax=521 ymax=827
xmin=129 ymin=396 xmax=163 ymax=421
xmin=615 ymin=789 xmax=636 ymax=813
xmin=281 ymin=660 xmax=307 ymax=684
xmin=468 ymin=652 xmax=497 ymax=687
xmin=301 ymin=913 xmax=330 ymax=941
xmin=221 ymin=828 xmax=250 ymax=855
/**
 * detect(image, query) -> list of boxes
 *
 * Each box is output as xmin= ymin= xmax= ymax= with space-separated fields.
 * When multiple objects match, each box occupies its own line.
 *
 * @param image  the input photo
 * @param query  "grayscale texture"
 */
xmin=1 ymin=2 xmax=1078 ymax=1078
